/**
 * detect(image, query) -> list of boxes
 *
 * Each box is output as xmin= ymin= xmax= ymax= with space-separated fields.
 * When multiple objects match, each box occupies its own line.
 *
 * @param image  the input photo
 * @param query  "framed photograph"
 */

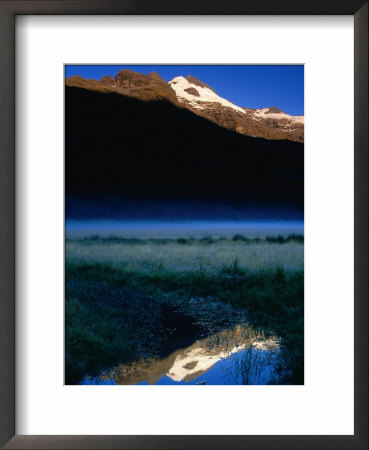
xmin=0 ymin=1 xmax=367 ymax=449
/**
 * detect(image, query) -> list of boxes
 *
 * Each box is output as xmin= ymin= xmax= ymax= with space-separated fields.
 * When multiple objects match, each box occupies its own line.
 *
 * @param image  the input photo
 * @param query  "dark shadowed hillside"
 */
xmin=65 ymin=86 xmax=304 ymax=218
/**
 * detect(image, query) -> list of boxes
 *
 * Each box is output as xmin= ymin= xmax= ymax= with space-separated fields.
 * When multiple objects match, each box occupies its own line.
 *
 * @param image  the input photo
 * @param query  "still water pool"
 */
xmin=81 ymin=324 xmax=286 ymax=385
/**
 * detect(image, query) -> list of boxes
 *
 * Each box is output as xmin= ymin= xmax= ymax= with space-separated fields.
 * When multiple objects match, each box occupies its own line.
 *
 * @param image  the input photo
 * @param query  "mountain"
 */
xmin=169 ymin=75 xmax=304 ymax=142
xmin=66 ymin=69 xmax=304 ymax=142
xmin=65 ymin=85 xmax=304 ymax=219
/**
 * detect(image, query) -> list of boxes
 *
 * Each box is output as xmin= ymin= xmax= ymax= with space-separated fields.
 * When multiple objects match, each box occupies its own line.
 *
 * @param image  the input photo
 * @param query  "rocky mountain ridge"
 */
xmin=66 ymin=69 xmax=304 ymax=142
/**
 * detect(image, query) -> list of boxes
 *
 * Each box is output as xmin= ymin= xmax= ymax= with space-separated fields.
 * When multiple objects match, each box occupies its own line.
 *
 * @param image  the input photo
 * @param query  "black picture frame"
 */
xmin=0 ymin=1 xmax=367 ymax=449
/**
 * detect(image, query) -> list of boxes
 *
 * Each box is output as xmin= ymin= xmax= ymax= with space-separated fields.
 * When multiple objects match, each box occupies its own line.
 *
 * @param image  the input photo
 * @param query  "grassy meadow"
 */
xmin=66 ymin=232 xmax=304 ymax=384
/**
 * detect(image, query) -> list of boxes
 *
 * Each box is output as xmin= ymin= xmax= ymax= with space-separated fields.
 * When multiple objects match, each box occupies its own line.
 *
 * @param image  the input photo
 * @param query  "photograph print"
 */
xmin=65 ymin=64 xmax=304 ymax=385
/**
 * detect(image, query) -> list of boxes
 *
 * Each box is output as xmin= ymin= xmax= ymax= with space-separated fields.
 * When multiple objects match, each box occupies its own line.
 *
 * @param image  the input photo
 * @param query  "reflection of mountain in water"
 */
xmin=82 ymin=324 xmax=285 ymax=385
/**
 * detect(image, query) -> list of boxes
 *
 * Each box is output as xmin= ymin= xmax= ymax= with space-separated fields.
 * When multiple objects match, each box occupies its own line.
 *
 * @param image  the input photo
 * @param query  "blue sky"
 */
xmin=65 ymin=65 xmax=304 ymax=116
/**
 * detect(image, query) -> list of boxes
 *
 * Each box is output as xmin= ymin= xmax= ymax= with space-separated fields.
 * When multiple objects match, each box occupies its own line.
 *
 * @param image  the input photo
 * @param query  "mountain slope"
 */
xmin=65 ymin=86 xmax=304 ymax=217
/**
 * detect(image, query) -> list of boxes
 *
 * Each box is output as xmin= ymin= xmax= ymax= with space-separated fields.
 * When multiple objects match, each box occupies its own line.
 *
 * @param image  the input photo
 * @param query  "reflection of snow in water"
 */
xmin=163 ymin=337 xmax=281 ymax=385
xmin=81 ymin=324 xmax=285 ymax=385
xmin=167 ymin=345 xmax=244 ymax=382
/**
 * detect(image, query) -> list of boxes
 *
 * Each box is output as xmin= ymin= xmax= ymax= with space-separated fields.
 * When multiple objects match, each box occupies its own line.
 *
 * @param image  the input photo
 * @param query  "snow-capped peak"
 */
xmin=169 ymin=76 xmax=246 ymax=114
xmin=167 ymin=75 xmax=303 ymax=141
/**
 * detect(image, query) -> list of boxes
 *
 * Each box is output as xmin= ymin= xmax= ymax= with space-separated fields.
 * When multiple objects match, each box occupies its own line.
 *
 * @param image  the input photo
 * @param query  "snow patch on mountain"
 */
xmin=253 ymin=108 xmax=304 ymax=124
xmin=169 ymin=77 xmax=303 ymax=125
xmin=169 ymin=76 xmax=246 ymax=114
